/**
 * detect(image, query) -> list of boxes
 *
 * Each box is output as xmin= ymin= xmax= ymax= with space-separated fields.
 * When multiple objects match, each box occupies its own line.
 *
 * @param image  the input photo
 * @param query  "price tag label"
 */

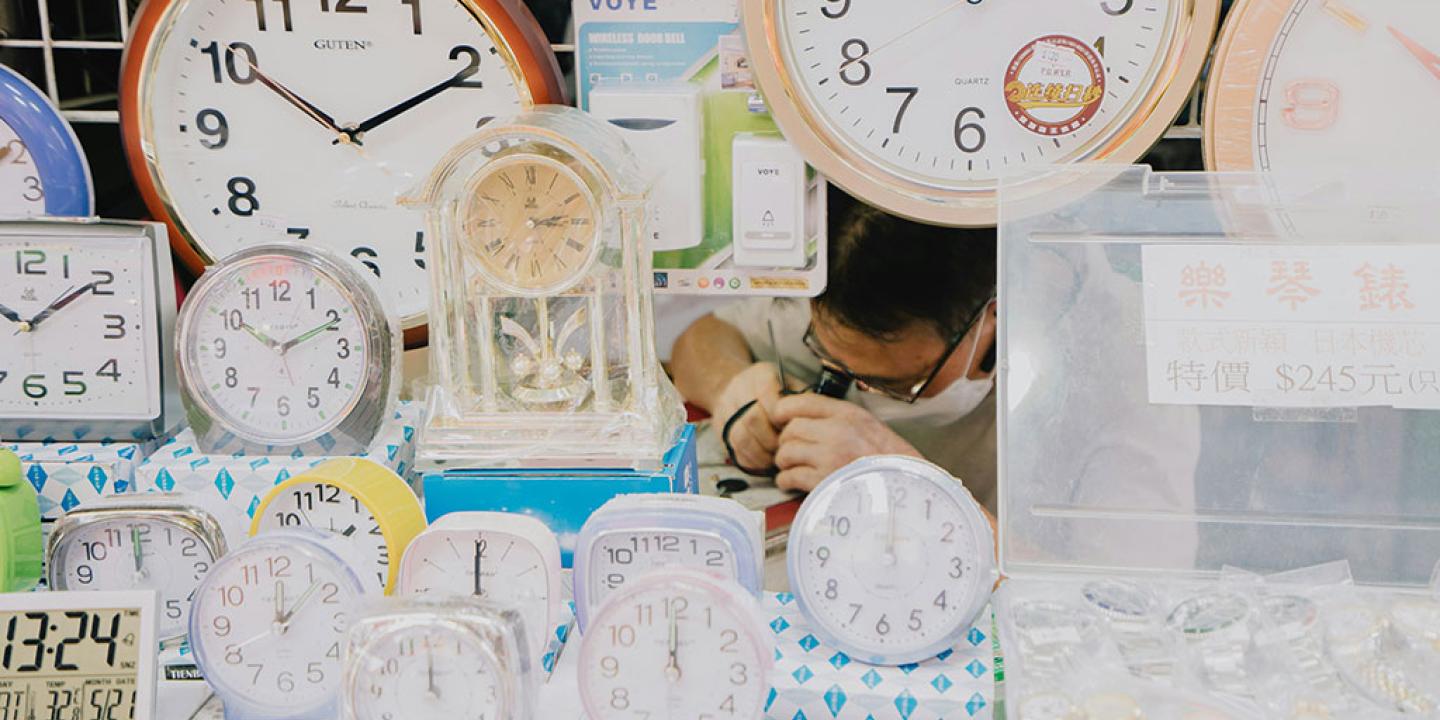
xmin=1142 ymin=244 xmax=1440 ymax=410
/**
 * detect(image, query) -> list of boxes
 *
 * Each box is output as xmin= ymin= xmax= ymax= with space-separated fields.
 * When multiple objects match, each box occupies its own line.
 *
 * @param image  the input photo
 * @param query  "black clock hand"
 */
xmin=0 ymin=301 xmax=23 ymax=325
xmin=473 ymin=541 xmax=483 ymax=596
xmin=242 ymin=59 xmax=350 ymax=140
xmin=25 ymin=282 xmax=97 ymax=331
xmin=351 ymin=65 xmax=479 ymax=138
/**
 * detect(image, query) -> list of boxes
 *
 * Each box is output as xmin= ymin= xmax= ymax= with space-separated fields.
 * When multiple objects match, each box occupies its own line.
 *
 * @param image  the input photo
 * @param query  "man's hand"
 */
xmin=714 ymin=363 xmax=786 ymax=473
xmin=771 ymin=394 xmax=921 ymax=492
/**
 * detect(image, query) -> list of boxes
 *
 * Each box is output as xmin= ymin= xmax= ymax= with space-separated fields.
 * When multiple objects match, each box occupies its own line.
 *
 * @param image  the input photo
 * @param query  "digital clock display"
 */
xmin=0 ymin=608 xmax=142 ymax=720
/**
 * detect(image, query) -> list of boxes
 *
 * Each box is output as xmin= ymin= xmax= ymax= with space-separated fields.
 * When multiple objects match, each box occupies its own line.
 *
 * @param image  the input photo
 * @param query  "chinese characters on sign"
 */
xmin=1143 ymin=246 xmax=1440 ymax=410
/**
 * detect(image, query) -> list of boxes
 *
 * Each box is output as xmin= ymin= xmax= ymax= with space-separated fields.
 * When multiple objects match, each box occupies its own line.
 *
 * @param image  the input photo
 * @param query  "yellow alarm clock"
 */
xmin=250 ymin=458 xmax=424 ymax=594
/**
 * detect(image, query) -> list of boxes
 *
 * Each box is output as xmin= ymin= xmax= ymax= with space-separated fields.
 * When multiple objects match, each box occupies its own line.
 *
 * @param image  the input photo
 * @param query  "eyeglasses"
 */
xmin=803 ymin=297 xmax=993 ymax=404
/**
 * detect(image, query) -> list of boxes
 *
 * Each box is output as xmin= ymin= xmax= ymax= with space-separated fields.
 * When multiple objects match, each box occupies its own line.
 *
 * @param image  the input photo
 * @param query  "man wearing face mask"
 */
xmin=672 ymin=191 xmax=999 ymax=509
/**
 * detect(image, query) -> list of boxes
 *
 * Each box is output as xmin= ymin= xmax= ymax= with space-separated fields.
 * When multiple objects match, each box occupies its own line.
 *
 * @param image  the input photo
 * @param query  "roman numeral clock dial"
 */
xmin=122 ymin=0 xmax=566 ymax=344
xmin=741 ymin=0 xmax=1219 ymax=226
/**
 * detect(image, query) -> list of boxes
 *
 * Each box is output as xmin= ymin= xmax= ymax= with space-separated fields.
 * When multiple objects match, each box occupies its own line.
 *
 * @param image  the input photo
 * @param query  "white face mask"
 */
xmin=851 ymin=319 xmax=994 ymax=427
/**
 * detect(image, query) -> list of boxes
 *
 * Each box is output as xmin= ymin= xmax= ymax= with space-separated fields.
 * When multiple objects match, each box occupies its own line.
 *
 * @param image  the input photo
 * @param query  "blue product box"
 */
xmin=422 ymin=424 xmax=698 ymax=566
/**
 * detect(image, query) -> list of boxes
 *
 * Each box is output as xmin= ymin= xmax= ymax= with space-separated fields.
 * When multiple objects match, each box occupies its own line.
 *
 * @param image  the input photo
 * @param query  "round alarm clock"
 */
xmin=189 ymin=529 xmax=367 ymax=720
xmin=343 ymin=597 xmax=534 ymax=720
xmin=396 ymin=512 xmax=561 ymax=661
xmin=120 ymin=0 xmax=566 ymax=345
xmin=176 ymin=243 xmax=398 ymax=455
xmin=47 ymin=494 xmax=230 ymax=642
xmin=251 ymin=458 xmax=425 ymax=594
xmin=741 ymin=0 xmax=1219 ymax=226
xmin=577 ymin=569 xmax=773 ymax=720
xmin=787 ymin=455 xmax=995 ymax=665
xmin=575 ymin=493 xmax=764 ymax=632
xmin=0 ymin=64 xmax=92 ymax=218
xmin=1206 ymin=0 xmax=1440 ymax=193
xmin=0 ymin=449 xmax=42 ymax=592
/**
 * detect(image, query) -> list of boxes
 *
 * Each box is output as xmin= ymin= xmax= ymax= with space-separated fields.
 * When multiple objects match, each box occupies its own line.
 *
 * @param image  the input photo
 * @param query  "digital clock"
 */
xmin=0 ymin=590 xmax=157 ymax=720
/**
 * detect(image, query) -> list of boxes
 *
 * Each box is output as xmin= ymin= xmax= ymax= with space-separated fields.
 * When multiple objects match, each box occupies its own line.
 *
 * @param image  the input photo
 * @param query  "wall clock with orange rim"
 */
xmin=741 ymin=0 xmax=1220 ymax=227
xmin=1205 ymin=0 xmax=1440 ymax=207
xmin=121 ymin=0 xmax=566 ymax=347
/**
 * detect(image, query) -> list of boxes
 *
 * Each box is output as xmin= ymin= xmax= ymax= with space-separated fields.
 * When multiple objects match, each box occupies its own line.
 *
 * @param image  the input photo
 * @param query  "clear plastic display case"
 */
xmin=995 ymin=166 xmax=1440 ymax=718
xmin=404 ymin=106 xmax=685 ymax=471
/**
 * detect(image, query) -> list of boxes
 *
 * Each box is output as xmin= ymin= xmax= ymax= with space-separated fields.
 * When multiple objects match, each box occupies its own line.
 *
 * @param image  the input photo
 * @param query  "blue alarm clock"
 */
xmin=0 ymin=64 xmax=92 ymax=217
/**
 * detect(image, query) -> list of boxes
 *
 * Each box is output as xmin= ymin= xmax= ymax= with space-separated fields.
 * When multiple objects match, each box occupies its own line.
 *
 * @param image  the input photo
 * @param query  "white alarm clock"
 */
xmin=574 ymin=493 xmax=764 ymax=631
xmin=396 ymin=512 xmax=561 ymax=662
xmin=577 ymin=569 xmax=772 ymax=720
xmin=189 ymin=530 xmax=368 ymax=720
xmin=342 ymin=596 xmax=535 ymax=720
xmin=47 ymin=494 xmax=230 ymax=643
xmin=787 ymin=455 xmax=995 ymax=665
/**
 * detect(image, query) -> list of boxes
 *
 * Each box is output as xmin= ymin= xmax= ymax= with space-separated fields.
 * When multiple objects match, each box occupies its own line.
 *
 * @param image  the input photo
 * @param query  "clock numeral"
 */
xmin=1282 ymin=80 xmax=1340 ymax=131
xmin=839 ymin=39 xmax=871 ymax=86
xmin=401 ymin=0 xmax=422 ymax=34
xmin=609 ymin=688 xmax=630 ymax=710
xmin=102 ymin=314 xmax=127 ymax=340
xmin=321 ymin=0 xmax=368 ymax=13
xmin=214 ymin=338 xmax=228 ymax=359
xmin=242 ymin=287 xmax=261 ymax=310
xmin=886 ymin=86 xmax=919 ymax=134
xmin=200 ymin=41 xmax=259 ymax=85
xmin=4 ymin=140 xmax=29 ymax=164
xmin=448 ymin=46 xmax=486 ymax=89
xmin=0 ymin=371 xmax=7 ymax=386
xmin=875 ymin=613 xmax=891 ymax=635
xmin=820 ymin=0 xmax=849 ymax=19
xmin=21 ymin=374 xmax=46 ymax=399
xmin=62 ymin=371 xmax=86 ymax=397
xmin=600 ymin=656 xmax=620 ymax=679
xmin=88 ymin=270 xmax=115 ymax=296
xmin=307 ymin=387 xmax=321 ymax=408
xmin=246 ymin=0 xmax=293 ymax=32
xmin=827 ymin=515 xmax=851 ymax=536
xmin=940 ymin=522 xmax=956 ymax=542
xmin=247 ymin=387 xmax=261 ymax=407
xmin=325 ymin=308 xmax=342 ymax=328
xmin=729 ymin=662 xmax=748 ymax=685
xmin=934 ymin=589 xmax=948 ymax=611
xmin=336 ymin=337 xmax=352 ymax=359
xmin=608 ymin=624 xmax=636 ymax=648
xmin=223 ymin=309 xmax=245 ymax=331
xmin=413 ymin=231 xmax=426 ymax=269
xmin=227 ymin=177 xmax=260 ymax=217
xmin=824 ymin=579 xmax=839 ymax=599
xmin=719 ymin=628 xmax=739 ymax=653
xmin=327 ymin=368 xmax=341 ymax=388
xmin=351 ymin=246 xmax=381 ymax=277
xmin=908 ymin=609 xmax=924 ymax=631
xmin=225 ymin=367 xmax=239 ymax=389
xmin=196 ymin=109 xmax=229 ymax=149
xmin=13 ymin=249 xmax=44 ymax=275
xmin=96 ymin=359 xmax=121 ymax=382
xmin=1100 ymin=0 xmax=1133 ymax=15
xmin=814 ymin=546 xmax=830 ymax=567
xmin=21 ymin=176 xmax=42 ymax=202
xmin=949 ymin=556 xmax=964 ymax=578
xmin=705 ymin=550 xmax=725 ymax=567
xmin=277 ymin=395 xmax=291 ymax=417
xmin=269 ymin=279 xmax=291 ymax=302
xmin=953 ymin=106 xmax=987 ymax=154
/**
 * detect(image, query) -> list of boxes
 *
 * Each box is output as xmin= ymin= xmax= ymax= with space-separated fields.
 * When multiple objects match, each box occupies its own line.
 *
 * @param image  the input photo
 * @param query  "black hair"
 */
xmin=815 ymin=186 xmax=997 ymax=340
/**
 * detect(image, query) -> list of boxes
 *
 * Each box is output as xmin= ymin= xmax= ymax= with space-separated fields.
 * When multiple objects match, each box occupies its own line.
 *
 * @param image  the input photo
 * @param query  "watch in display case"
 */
xmin=574 ymin=493 xmax=763 ymax=632
xmin=342 ymin=596 xmax=534 ymax=720
xmin=741 ymin=0 xmax=1219 ymax=226
xmin=787 ymin=455 xmax=995 ymax=665
xmin=1166 ymin=592 xmax=1253 ymax=695
xmin=176 ymin=243 xmax=399 ymax=455
xmin=577 ymin=569 xmax=772 ymax=720
xmin=121 ymin=0 xmax=567 ymax=346
xmin=251 ymin=458 xmax=425 ymax=595
xmin=0 ymin=219 xmax=179 ymax=442
xmin=405 ymin=105 xmax=684 ymax=470
xmin=0 ymin=449 xmax=41 ymax=592
xmin=47 ymin=494 xmax=230 ymax=643
xmin=0 ymin=64 xmax=92 ymax=218
xmin=396 ymin=511 xmax=561 ymax=662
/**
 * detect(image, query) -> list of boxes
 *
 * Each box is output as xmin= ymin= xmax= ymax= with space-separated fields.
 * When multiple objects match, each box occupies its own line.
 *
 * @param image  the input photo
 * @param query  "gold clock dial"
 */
xmin=465 ymin=157 xmax=599 ymax=295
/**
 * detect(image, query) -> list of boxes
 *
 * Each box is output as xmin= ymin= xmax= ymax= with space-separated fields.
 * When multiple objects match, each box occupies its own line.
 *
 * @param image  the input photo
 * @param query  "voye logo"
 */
xmin=589 ymin=0 xmax=658 ymax=9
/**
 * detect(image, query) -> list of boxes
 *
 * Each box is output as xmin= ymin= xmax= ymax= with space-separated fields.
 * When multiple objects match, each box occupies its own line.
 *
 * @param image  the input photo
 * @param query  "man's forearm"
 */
xmin=671 ymin=314 xmax=756 ymax=412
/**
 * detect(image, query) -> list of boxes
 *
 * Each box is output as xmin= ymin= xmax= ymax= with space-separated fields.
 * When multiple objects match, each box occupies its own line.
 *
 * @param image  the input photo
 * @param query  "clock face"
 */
xmin=182 ymin=254 xmax=371 ymax=445
xmin=348 ymin=623 xmax=506 ymax=720
xmin=790 ymin=462 xmax=992 ymax=663
xmin=0 ymin=236 xmax=161 ymax=420
xmin=254 ymin=481 xmax=391 ymax=592
xmin=750 ymin=0 xmax=1214 ymax=223
xmin=398 ymin=529 xmax=552 ymax=653
xmin=465 ymin=157 xmax=600 ymax=295
xmin=578 ymin=573 xmax=770 ymax=720
xmin=0 ymin=125 xmax=45 ymax=217
xmin=586 ymin=530 xmax=738 ymax=613
xmin=130 ymin=0 xmax=549 ymax=330
xmin=51 ymin=516 xmax=216 ymax=641
xmin=191 ymin=538 xmax=362 ymax=712
xmin=1207 ymin=0 xmax=1440 ymax=189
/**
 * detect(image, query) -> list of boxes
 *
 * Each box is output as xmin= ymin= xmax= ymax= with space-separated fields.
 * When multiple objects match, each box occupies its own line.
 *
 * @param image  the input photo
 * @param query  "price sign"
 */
xmin=0 ymin=591 xmax=157 ymax=720
xmin=1142 ymin=244 xmax=1440 ymax=410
